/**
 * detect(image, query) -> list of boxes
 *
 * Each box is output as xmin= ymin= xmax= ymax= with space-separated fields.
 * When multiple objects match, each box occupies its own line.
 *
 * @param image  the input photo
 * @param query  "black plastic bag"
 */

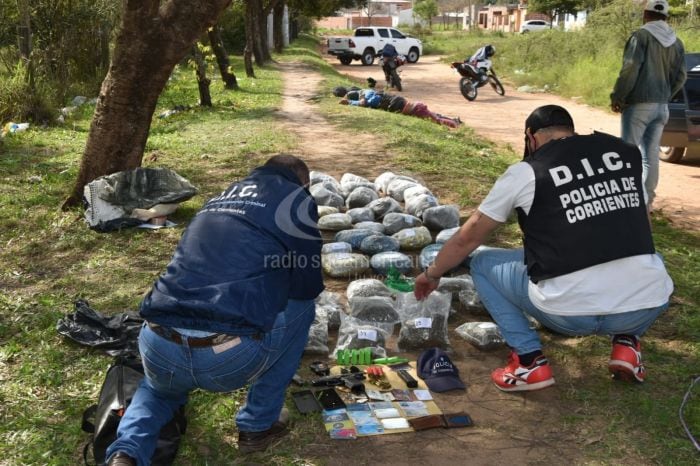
xmin=81 ymin=355 xmax=186 ymax=465
xmin=56 ymin=300 xmax=142 ymax=357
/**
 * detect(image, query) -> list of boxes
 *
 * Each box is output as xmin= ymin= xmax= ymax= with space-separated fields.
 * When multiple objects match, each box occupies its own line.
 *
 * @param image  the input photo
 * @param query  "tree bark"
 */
xmin=272 ymin=0 xmax=285 ymax=53
xmin=244 ymin=44 xmax=255 ymax=78
xmin=65 ymin=0 xmax=232 ymax=208
xmin=192 ymin=44 xmax=212 ymax=107
xmin=245 ymin=0 xmax=264 ymax=64
xmin=207 ymin=25 xmax=238 ymax=89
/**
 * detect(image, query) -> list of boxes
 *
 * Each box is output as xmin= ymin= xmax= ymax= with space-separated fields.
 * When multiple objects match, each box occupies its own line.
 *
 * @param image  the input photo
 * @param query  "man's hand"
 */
xmin=414 ymin=272 xmax=439 ymax=300
xmin=611 ymin=102 xmax=622 ymax=113
xmin=340 ymin=98 xmax=349 ymax=105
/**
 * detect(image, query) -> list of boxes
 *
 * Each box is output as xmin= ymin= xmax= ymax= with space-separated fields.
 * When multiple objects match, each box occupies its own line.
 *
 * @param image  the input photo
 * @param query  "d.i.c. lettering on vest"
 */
xmin=548 ymin=152 xmax=641 ymax=224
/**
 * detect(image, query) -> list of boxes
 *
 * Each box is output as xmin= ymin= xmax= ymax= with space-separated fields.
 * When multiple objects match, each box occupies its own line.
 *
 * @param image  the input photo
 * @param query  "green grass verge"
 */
xmin=0 ymin=32 xmax=698 ymax=465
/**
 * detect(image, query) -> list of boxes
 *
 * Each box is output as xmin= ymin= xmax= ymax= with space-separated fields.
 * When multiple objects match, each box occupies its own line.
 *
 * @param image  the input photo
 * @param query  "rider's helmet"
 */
xmin=485 ymin=44 xmax=496 ymax=58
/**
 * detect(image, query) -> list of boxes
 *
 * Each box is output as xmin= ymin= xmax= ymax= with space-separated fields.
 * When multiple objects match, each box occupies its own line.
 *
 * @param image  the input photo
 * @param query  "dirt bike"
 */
xmin=380 ymin=54 xmax=406 ymax=92
xmin=451 ymin=61 xmax=505 ymax=101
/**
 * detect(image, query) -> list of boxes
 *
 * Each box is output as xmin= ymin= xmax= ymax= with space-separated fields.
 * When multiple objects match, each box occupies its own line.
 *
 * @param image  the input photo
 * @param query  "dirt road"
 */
xmin=331 ymin=55 xmax=700 ymax=231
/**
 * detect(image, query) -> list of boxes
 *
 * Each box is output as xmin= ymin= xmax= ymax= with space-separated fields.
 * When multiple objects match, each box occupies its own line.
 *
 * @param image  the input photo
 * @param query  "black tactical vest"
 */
xmin=517 ymin=132 xmax=654 ymax=282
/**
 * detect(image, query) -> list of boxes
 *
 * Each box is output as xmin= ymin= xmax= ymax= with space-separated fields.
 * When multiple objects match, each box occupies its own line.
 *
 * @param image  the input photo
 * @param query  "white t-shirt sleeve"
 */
xmin=478 ymin=162 xmax=536 ymax=221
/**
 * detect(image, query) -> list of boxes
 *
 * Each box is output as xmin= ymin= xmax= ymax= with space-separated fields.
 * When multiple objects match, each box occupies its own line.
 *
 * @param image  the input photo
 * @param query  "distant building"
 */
xmin=316 ymin=0 xmax=412 ymax=29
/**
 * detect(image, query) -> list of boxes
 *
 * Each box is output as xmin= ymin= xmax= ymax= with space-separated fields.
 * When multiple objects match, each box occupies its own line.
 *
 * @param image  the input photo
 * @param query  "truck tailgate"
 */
xmin=328 ymin=37 xmax=352 ymax=50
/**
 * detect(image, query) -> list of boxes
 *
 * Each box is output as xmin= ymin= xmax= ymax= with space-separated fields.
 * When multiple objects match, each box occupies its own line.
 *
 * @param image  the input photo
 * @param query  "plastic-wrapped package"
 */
xmin=305 ymin=305 xmax=330 ymax=354
xmin=458 ymin=288 xmax=483 ymax=310
xmin=318 ymin=213 xmax=353 ymax=231
xmin=310 ymin=171 xmax=340 ymax=189
xmin=346 ymin=279 xmax=393 ymax=303
xmin=322 ymin=241 xmax=352 ymax=255
xmin=418 ymin=243 xmax=443 ymax=270
xmin=335 ymin=228 xmax=377 ymax=249
xmin=374 ymin=171 xmax=397 ymax=194
xmin=367 ymin=197 xmax=403 ymax=220
xmin=405 ymin=194 xmax=438 ymax=218
xmin=333 ymin=313 xmax=394 ymax=356
xmin=422 ymin=205 xmax=460 ymax=231
xmin=437 ymin=274 xmax=476 ymax=295
xmin=310 ymin=184 xmax=344 ymax=208
xmin=392 ymin=226 xmax=432 ymax=250
xmin=318 ymin=206 xmax=339 ymax=217
xmin=315 ymin=290 xmax=344 ymax=330
xmin=346 ymin=187 xmax=378 ymax=209
xmin=455 ymin=322 xmax=505 ymax=350
xmin=403 ymin=185 xmax=433 ymax=203
xmin=382 ymin=212 xmax=422 ymax=236
xmin=347 ymin=207 xmax=375 ymax=224
xmin=387 ymin=178 xmax=418 ymax=202
xmin=436 ymin=226 xmax=459 ymax=244
xmin=360 ymin=235 xmax=400 ymax=255
xmin=322 ymin=252 xmax=370 ymax=278
xmin=353 ymin=221 xmax=385 ymax=234
xmin=348 ymin=296 xmax=399 ymax=324
xmin=396 ymin=291 xmax=451 ymax=351
xmin=370 ymin=251 xmax=413 ymax=276
xmin=340 ymin=174 xmax=374 ymax=196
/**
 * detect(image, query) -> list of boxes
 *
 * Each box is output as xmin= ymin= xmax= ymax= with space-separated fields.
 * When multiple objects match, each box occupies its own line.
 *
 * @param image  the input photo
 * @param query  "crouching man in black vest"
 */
xmin=415 ymin=105 xmax=673 ymax=392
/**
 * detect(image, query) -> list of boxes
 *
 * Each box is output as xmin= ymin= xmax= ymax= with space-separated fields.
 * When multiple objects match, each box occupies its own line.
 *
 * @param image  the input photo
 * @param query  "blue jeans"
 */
xmin=469 ymin=248 xmax=668 ymax=355
xmin=106 ymin=299 xmax=315 ymax=466
xmin=621 ymin=103 xmax=669 ymax=206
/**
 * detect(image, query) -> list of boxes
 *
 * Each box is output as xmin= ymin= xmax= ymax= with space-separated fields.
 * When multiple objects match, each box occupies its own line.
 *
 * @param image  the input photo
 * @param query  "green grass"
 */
xmin=0 ymin=32 xmax=698 ymax=465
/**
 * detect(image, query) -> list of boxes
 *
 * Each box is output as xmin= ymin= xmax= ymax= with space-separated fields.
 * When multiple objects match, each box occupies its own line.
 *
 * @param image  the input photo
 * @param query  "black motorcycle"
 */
xmin=451 ymin=61 xmax=505 ymax=101
xmin=380 ymin=54 xmax=406 ymax=92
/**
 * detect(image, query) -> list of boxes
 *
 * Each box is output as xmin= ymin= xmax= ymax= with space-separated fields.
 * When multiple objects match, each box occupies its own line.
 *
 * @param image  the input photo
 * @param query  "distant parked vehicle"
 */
xmin=660 ymin=53 xmax=700 ymax=163
xmin=520 ymin=20 xmax=550 ymax=33
xmin=326 ymin=27 xmax=422 ymax=66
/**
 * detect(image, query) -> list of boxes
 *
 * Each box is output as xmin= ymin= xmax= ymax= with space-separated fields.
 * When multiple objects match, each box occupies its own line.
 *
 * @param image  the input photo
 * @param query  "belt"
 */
xmin=147 ymin=322 xmax=259 ymax=348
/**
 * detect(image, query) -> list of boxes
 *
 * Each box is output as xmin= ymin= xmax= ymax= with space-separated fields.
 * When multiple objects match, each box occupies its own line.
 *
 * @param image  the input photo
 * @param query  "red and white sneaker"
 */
xmin=608 ymin=336 xmax=646 ymax=383
xmin=491 ymin=352 xmax=555 ymax=392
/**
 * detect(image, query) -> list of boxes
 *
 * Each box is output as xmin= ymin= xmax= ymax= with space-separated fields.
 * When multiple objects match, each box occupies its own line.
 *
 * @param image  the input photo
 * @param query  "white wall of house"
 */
xmin=554 ymin=9 xmax=588 ymax=31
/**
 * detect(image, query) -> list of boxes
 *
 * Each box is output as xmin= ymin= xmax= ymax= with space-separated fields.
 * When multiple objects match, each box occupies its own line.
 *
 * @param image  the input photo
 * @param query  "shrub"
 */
xmin=0 ymin=62 xmax=56 ymax=124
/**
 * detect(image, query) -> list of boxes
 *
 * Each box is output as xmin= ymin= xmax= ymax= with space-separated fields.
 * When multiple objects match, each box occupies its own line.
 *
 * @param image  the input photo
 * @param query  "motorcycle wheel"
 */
xmin=489 ymin=75 xmax=505 ymax=96
xmin=460 ymin=77 xmax=477 ymax=101
xmin=391 ymin=70 xmax=402 ymax=92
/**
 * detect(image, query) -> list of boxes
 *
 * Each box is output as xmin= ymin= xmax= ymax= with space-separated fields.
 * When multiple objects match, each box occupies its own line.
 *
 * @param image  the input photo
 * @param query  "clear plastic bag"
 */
xmin=455 ymin=321 xmax=505 ymax=350
xmin=315 ymin=290 xmax=344 ymax=330
xmin=348 ymin=296 xmax=399 ymax=324
xmin=333 ymin=313 xmax=393 ymax=356
xmin=396 ymin=291 xmax=451 ymax=351
xmin=305 ymin=305 xmax=330 ymax=354
xmin=347 ymin=279 xmax=393 ymax=303
xmin=321 ymin=252 xmax=370 ymax=278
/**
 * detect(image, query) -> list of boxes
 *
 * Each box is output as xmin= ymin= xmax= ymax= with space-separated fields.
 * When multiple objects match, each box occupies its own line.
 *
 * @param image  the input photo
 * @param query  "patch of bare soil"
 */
xmin=275 ymin=61 xmax=626 ymax=465
xmin=330 ymin=54 xmax=700 ymax=231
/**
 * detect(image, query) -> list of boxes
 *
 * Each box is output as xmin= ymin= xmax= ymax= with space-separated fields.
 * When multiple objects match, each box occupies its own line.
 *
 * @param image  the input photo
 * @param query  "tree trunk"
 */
xmin=272 ymin=0 xmax=284 ymax=53
xmin=245 ymin=0 xmax=265 ymax=64
xmin=244 ymin=44 xmax=255 ymax=77
xmin=192 ymin=44 xmax=212 ymax=107
xmin=207 ymin=25 xmax=238 ymax=89
xmin=64 ymin=0 xmax=232 ymax=208
xmin=16 ymin=0 xmax=34 ymax=88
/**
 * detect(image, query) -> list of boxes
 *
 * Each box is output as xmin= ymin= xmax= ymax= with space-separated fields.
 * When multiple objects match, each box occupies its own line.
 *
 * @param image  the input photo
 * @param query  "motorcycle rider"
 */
xmin=467 ymin=44 xmax=496 ymax=84
xmin=381 ymin=43 xmax=401 ymax=89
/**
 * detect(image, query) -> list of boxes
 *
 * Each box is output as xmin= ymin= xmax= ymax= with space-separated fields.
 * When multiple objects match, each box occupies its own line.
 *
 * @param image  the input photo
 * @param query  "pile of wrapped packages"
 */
xmin=304 ymin=170 xmax=521 ymax=357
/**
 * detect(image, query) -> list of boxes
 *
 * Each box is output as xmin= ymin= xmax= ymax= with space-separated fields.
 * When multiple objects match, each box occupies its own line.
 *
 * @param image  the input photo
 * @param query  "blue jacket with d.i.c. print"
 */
xmin=140 ymin=165 xmax=324 ymax=335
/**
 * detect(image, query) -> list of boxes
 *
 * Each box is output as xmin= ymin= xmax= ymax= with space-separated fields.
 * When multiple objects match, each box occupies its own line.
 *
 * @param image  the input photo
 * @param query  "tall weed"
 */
xmin=0 ymin=62 xmax=55 ymax=124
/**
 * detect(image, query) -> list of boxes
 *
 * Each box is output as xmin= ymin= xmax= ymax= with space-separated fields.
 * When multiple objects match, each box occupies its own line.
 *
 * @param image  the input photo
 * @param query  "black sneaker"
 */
xmin=237 ymin=408 xmax=289 ymax=454
xmin=108 ymin=452 xmax=136 ymax=466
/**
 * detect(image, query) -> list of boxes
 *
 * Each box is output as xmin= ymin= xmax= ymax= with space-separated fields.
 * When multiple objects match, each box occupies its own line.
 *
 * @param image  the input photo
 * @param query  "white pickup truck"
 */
xmin=327 ymin=27 xmax=422 ymax=66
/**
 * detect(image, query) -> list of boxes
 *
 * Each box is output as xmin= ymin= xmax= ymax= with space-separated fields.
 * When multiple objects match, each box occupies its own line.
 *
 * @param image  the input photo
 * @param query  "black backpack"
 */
xmin=81 ymin=356 xmax=187 ymax=465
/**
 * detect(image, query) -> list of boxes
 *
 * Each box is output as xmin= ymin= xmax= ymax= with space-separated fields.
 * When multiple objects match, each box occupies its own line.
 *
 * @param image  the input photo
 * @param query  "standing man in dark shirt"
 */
xmin=107 ymin=155 xmax=324 ymax=465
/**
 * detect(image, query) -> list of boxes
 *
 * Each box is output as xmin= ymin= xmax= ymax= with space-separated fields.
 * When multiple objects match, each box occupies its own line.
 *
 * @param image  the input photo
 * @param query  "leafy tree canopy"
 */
xmin=528 ymin=0 xmax=581 ymax=19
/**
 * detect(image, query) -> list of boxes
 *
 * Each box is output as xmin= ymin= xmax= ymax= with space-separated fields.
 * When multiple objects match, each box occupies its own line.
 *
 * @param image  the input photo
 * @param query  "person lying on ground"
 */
xmin=414 ymin=105 xmax=672 ymax=393
xmin=339 ymin=87 xmax=382 ymax=108
xmin=105 ymin=155 xmax=324 ymax=465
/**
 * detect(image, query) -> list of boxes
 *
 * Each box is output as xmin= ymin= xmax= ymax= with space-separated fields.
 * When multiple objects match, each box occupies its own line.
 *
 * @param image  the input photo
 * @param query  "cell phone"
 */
xmin=315 ymin=388 xmax=346 ymax=410
xmin=291 ymin=390 xmax=321 ymax=414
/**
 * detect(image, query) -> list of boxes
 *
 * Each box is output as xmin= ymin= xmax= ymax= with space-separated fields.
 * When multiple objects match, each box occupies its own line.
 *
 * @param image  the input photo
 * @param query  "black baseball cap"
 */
xmin=523 ymin=105 xmax=575 ymax=157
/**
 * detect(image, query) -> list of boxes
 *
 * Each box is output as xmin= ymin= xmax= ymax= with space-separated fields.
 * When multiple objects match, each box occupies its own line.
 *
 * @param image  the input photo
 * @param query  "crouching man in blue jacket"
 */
xmin=107 ymin=154 xmax=324 ymax=465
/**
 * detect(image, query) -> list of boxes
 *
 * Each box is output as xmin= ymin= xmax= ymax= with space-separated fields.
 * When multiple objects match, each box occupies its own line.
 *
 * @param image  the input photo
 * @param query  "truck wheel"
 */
xmin=660 ymin=146 xmax=685 ymax=163
xmin=339 ymin=57 xmax=352 ymax=65
xmin=361 ymin=48 xmax=375 ymax=66
xmin=407 ymin=48 xmax=420 ymax=63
